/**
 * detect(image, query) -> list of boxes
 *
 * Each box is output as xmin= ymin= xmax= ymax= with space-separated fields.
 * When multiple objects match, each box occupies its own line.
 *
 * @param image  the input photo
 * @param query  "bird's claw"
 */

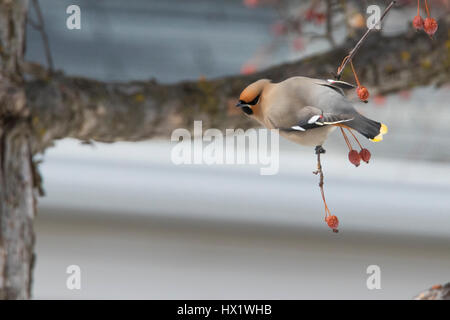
xmin=315 ymin=146 xmax=326 ymax=155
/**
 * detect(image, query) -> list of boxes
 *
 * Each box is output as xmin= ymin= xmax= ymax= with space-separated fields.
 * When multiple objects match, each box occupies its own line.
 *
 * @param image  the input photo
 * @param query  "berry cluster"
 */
xmin=325 ymin=129 xmax=371 ymax=231
xmin=240 ymin=0 xmax=331 ymax=74
xmin=348 ymin=148 xmax=371 ymax=167
xmin=340 ymin=127 xmax=372 ymax=167
xmin=413 ymin=0 xmax=438 ymax=37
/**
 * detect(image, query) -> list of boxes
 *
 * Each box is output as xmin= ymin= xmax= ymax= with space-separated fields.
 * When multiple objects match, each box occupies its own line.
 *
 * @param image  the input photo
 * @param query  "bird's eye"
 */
xmin=241 ymin=106 xmax=253 ymax=115
xmin=248 ymin=94 xmax=260 ymax=105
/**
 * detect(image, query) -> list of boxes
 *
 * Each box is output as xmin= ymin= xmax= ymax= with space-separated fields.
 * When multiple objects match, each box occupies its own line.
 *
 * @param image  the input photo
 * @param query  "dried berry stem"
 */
xmin=335 ymin=0 xmax=397 ymax=79
xmin=313 ymin=147 xmax=331 ymax=219
xmin=424 ymin=0 xmax=430 ymax=17
xmin=349 ymin=59 xmax=361 ymax=87
xmin=346 ymin=128 xmax=363 ymax=149
xmin=340 ymin=127 xmax=353 ymax=150
xmin=337 ymin=55 xmax=350 ymax=77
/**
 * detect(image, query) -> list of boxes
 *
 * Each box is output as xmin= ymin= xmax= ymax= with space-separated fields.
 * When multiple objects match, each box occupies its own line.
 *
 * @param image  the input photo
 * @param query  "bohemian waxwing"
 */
xmin=236 ymin=76 xmax=387 ymax=147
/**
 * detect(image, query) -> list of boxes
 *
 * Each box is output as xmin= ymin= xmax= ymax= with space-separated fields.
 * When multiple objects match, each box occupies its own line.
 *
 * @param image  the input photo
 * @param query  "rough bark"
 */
xmin=25 ymin=17 xmax=450 ymax=152
xmin=0 ymin=0 xmax=35 ymax=299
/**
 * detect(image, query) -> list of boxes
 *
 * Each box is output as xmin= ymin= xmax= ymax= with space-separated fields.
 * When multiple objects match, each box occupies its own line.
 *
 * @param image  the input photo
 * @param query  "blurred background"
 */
xmin=27 ymin=0 xmax=449 ymax=299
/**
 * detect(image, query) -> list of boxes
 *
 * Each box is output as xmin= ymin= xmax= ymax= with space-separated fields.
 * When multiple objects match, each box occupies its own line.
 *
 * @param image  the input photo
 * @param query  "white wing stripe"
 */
xmin=321 ymin=118 xmax=354 ymax=125
xmin=308 ymin=115 xmax=322 ymax=124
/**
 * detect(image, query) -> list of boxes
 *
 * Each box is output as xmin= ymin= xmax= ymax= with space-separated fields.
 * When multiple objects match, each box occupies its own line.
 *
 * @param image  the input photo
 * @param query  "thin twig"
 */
xmin=313 ymin=147 xmax=331 ymax=220
xmin=349 ymin=59 xmax=361 ymax=87
xmin=339 ymin=127 xmax=352 ymax=150
xmin=346 ymin=128 xmax=363 ymax=149
xmin=424 ymin=0 xmax=430 ymax=17
xmin=30 ymin=0 xmax=54 ymax=72
xmin=335 ymin=0 xmax=397 ymax=79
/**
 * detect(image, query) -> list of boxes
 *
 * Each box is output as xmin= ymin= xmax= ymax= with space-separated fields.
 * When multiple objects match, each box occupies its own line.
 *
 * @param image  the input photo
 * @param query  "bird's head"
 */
xmin=236 ymin=79 xmax=271 ymax=116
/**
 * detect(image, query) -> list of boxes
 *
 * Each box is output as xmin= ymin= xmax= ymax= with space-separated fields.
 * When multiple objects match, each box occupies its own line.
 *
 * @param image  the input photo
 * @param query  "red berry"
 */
xmin=412 ymin=15 xmax=424 ymax=30
xmin=357 ymin=86 xmax=369 ymax=101
xmin=374 ymin=94 xmax=386 ymax=106
xmin=399 ymin=90 xmax=411 ymax=100
xmin=314 ymin=13 xmax=326 ymax=25
xmin=305 ymin=9 xmax=316 ymax=21
xmin=348 ymin=150 xmax=361 ymax=167
xmin=243 ymin=0 xmax=259 ymax=8
xmin=292 ymin=37 xmax=304 ymax=51
xmin=240 ymin=63 xmax=256 ymax=75
xmin=271 ymin=21 xmax=287 ymax=36
xmin=325 ymin=215 xmax=339 ymax=231
xmin=431 ymin=284 xmax=442 ymax=290
xmin=424 ymin=17 xmax=438 ymax=36
xmin=359 ymin=148 xmax=371 ymax=163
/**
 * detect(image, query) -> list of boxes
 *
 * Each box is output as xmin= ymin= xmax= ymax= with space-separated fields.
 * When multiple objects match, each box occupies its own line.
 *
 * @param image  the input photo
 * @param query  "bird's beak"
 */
xmin=236 ymin=100 xmax=249 ymax=108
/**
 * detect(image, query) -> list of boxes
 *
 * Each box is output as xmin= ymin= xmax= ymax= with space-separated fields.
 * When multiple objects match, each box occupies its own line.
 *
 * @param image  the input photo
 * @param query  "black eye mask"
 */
xmin=241 ymin=106 xmax=253 ymax=115
xmin=248 ymin=94 xmax=260 ymax=106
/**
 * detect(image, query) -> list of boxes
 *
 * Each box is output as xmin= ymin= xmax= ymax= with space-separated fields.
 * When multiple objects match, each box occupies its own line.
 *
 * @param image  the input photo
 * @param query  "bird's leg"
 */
xmin=313 ymin=145 xmax=331 ymax=220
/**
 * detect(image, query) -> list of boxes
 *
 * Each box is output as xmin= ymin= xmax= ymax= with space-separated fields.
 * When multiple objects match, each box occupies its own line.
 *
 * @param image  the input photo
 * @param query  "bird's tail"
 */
xmin=346 ymin=114 xmax=388 ymax=142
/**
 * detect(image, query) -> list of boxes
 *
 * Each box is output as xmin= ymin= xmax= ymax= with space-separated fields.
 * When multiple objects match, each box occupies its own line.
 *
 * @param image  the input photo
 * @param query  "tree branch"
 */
xmin=336 ymin=0 xmax=397 ymax=79
xmin=25 ymin=18 xmax=450 ymax=152
xmin=0 ymin=0 xmax=35 ymax=300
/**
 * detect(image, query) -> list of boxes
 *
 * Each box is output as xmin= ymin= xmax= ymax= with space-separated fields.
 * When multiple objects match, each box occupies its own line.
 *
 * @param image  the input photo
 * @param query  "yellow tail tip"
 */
xmin=370 ymin=123 xmax=388 ymax=142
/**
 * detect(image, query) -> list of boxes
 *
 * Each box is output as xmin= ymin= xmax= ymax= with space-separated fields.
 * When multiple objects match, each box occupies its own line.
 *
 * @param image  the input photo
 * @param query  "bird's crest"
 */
xmin=239 ymin=79 xmax=271 ymax=104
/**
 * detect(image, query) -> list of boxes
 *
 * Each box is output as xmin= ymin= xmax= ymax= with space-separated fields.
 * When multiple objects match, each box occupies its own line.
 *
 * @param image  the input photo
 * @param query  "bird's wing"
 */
xmin=271 ymin=106 xmax=354 ymax=132
xmin=316 ymin=79 xmax=356 ymax=96
xmin=265 ymin=77 xmax=358 ymax=131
